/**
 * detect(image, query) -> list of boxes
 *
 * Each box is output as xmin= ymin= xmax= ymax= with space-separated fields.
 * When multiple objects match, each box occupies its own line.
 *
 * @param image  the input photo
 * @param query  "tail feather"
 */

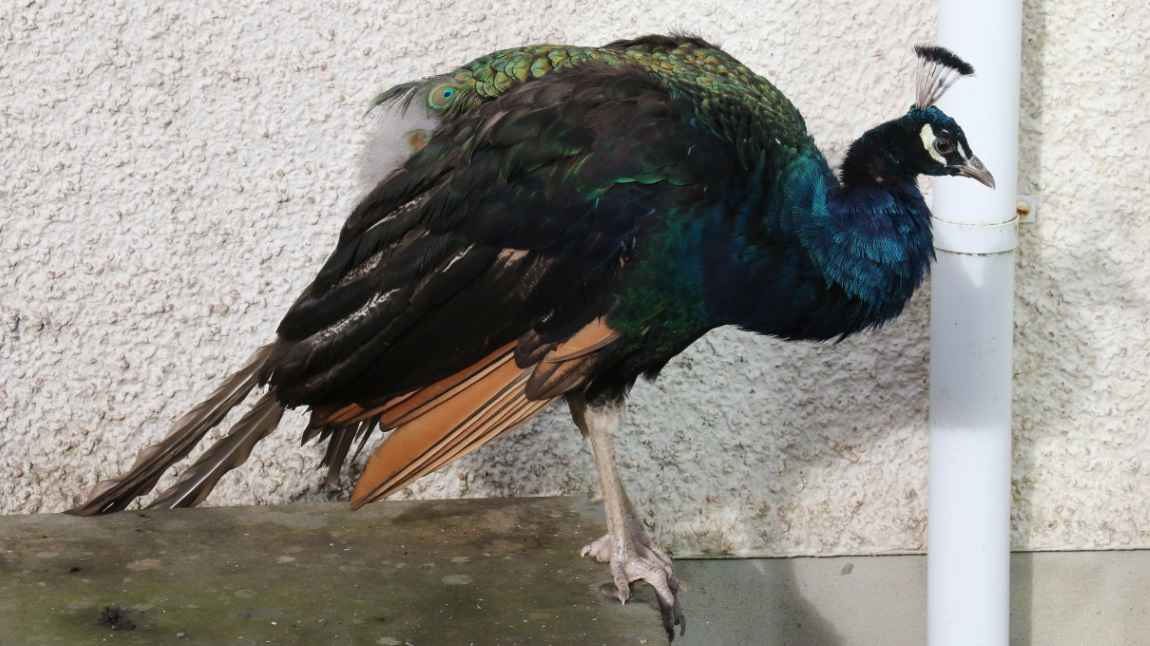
xmin=320 ymin=427 xmax=357 ymax=485
xmin=65 ymin=345 xmax=275 ymax=516
xmin=69 ymin=319 xmax=621 ymax=516
xmin=145 ymin=391 xmax=286 ymax=510
xmin=317 ymin=419 xmax=377 ymax=485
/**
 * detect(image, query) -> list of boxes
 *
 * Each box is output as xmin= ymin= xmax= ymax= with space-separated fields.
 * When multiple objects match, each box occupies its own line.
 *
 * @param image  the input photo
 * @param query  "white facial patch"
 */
xmin=920 ymin=124 xmax=947 ymax=165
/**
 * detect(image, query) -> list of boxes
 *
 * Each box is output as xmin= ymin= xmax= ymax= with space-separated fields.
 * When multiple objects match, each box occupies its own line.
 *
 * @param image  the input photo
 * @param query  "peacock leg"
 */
xmin=567 ymin=393 xmax=686 ymax=640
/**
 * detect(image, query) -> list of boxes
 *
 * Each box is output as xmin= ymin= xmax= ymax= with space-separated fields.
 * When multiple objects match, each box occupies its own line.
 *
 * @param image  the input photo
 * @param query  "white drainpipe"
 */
xmin=928 ymin=1 xmax=1022 ymax=645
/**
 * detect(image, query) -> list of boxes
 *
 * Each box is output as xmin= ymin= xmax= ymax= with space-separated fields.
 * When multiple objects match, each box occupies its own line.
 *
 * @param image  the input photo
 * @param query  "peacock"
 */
xmin=67 ymin=35 xmax=994 ymax=640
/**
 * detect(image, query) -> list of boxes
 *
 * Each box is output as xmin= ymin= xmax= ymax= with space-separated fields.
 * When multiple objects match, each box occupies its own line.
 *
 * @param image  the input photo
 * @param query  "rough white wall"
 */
xmin=1009 ymin=0 xmax=1150 ymax=550
xmin=1 ymin=0 xmax=1146 ymax=557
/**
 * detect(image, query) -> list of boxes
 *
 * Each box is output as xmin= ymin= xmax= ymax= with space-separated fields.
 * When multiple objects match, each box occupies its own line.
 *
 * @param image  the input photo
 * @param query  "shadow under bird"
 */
xmin=68 ymin=35 xmax=994 ymax=640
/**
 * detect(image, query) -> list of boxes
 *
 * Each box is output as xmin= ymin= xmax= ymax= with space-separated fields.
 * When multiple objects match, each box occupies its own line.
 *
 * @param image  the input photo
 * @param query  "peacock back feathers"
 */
xmin=370 ymin=35 xmax=811 ymax=166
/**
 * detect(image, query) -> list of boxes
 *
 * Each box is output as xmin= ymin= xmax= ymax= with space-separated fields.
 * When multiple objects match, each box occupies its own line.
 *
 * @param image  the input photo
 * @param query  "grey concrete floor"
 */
xmin=675 ymin=551 xmax=1150 ymax=646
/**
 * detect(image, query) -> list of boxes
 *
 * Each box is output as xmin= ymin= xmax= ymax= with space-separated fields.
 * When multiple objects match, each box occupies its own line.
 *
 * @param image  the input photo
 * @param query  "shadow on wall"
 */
xmin=1011 ymin=0 xmax=1045 ymax=642
xmin=1011 ymin=0 xmax=1150 ymax=638
xmin=1015 ymin=0 xmax=1150 ymax=537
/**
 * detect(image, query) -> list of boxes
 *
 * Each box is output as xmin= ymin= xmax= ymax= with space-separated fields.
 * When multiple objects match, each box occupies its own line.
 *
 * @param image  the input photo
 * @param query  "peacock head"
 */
xmin=901 ymin=104 xmax=995 ymax=188
xmin=900 ymin=45 xmax=994 ymax=188
xmin=840 ymin=45 xmax=995 ymax=189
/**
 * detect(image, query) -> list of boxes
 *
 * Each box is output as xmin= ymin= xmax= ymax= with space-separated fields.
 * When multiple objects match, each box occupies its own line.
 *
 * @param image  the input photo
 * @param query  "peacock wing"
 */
xmin=266 ymin=62 xmax=739 ymax=496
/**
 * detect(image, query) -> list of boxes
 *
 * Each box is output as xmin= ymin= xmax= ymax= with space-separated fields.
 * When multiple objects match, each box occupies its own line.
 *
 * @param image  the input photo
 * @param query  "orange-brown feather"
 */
xmin=527 ymin=318 xmax=620 ymax=399
xmin=312 ymin=342 xmax=517 ymax=428
xmin=346 ymin=319 xmax=620 ymax=508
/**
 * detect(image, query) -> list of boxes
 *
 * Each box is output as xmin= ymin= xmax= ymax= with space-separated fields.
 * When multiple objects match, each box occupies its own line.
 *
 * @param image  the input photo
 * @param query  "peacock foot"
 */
xmin=581 ymin=532 xmax=685 ymax=640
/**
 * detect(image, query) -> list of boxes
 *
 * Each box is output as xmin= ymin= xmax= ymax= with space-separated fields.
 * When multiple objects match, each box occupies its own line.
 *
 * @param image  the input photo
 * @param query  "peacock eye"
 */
xmin=427 ymin=82 xmax=459 ymax=111
xmin=934 ymin=138 xmax=955 ymax=155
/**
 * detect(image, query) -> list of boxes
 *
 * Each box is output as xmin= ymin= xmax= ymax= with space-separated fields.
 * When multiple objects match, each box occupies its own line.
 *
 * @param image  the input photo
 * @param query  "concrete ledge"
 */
xmin=0 ymin=497 xmax=667 ymax=645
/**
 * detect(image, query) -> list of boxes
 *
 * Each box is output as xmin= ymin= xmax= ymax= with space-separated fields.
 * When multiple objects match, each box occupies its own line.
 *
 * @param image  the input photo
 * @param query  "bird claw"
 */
xmin=581 ymin=533 xmax=686 ymax=640
xmin=580 ymin=534 xmax=613 ymax=562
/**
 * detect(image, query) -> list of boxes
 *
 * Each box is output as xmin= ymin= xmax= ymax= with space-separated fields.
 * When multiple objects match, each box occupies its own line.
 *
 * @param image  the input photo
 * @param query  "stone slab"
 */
xmin=0 ymin=497 xmax=667 ymax=645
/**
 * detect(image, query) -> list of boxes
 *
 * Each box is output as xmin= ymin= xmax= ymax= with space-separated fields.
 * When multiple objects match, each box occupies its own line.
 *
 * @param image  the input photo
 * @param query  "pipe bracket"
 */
xmin=931 ymin=216 xmax=1019 ymax=254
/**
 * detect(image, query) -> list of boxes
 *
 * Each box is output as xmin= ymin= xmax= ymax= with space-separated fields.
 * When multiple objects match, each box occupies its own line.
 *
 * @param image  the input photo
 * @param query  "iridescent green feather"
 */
xmin=371 ymin=38 xmax=809 ymax=154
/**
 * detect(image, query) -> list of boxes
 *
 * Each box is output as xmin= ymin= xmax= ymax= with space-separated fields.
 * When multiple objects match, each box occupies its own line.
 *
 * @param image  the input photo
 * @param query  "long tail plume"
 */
xmin=65 ymin=344 xmax=276 ymax=516
xmin=144 ymin=391 xmax=286 ymax=509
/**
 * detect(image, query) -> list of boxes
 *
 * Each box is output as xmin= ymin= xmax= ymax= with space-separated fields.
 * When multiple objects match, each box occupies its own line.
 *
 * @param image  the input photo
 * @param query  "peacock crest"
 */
xmin=913 ymin=44 xmax=976 ymax=109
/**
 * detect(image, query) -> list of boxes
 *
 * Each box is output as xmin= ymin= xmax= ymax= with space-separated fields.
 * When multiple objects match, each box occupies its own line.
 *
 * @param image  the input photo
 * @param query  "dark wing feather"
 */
xmin=264 ymin=63 xmax=726 ymax=412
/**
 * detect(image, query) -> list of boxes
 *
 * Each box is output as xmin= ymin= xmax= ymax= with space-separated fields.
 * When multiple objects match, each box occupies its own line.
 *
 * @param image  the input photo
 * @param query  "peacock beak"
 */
xmin=958 ymin=155 xmax=996 ymax=189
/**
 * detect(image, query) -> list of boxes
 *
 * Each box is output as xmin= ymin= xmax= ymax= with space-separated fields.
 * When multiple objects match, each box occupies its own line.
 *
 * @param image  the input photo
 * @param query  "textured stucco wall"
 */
xmin=2 ymin=0 xmax=1147 ymax=557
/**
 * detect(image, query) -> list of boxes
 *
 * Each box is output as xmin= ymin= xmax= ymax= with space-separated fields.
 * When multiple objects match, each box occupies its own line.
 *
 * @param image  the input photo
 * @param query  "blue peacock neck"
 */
xmin=703 ymin=142 xmax=935 ymax=342
xmin=805 ymin=167 xmax=935 ymax=332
